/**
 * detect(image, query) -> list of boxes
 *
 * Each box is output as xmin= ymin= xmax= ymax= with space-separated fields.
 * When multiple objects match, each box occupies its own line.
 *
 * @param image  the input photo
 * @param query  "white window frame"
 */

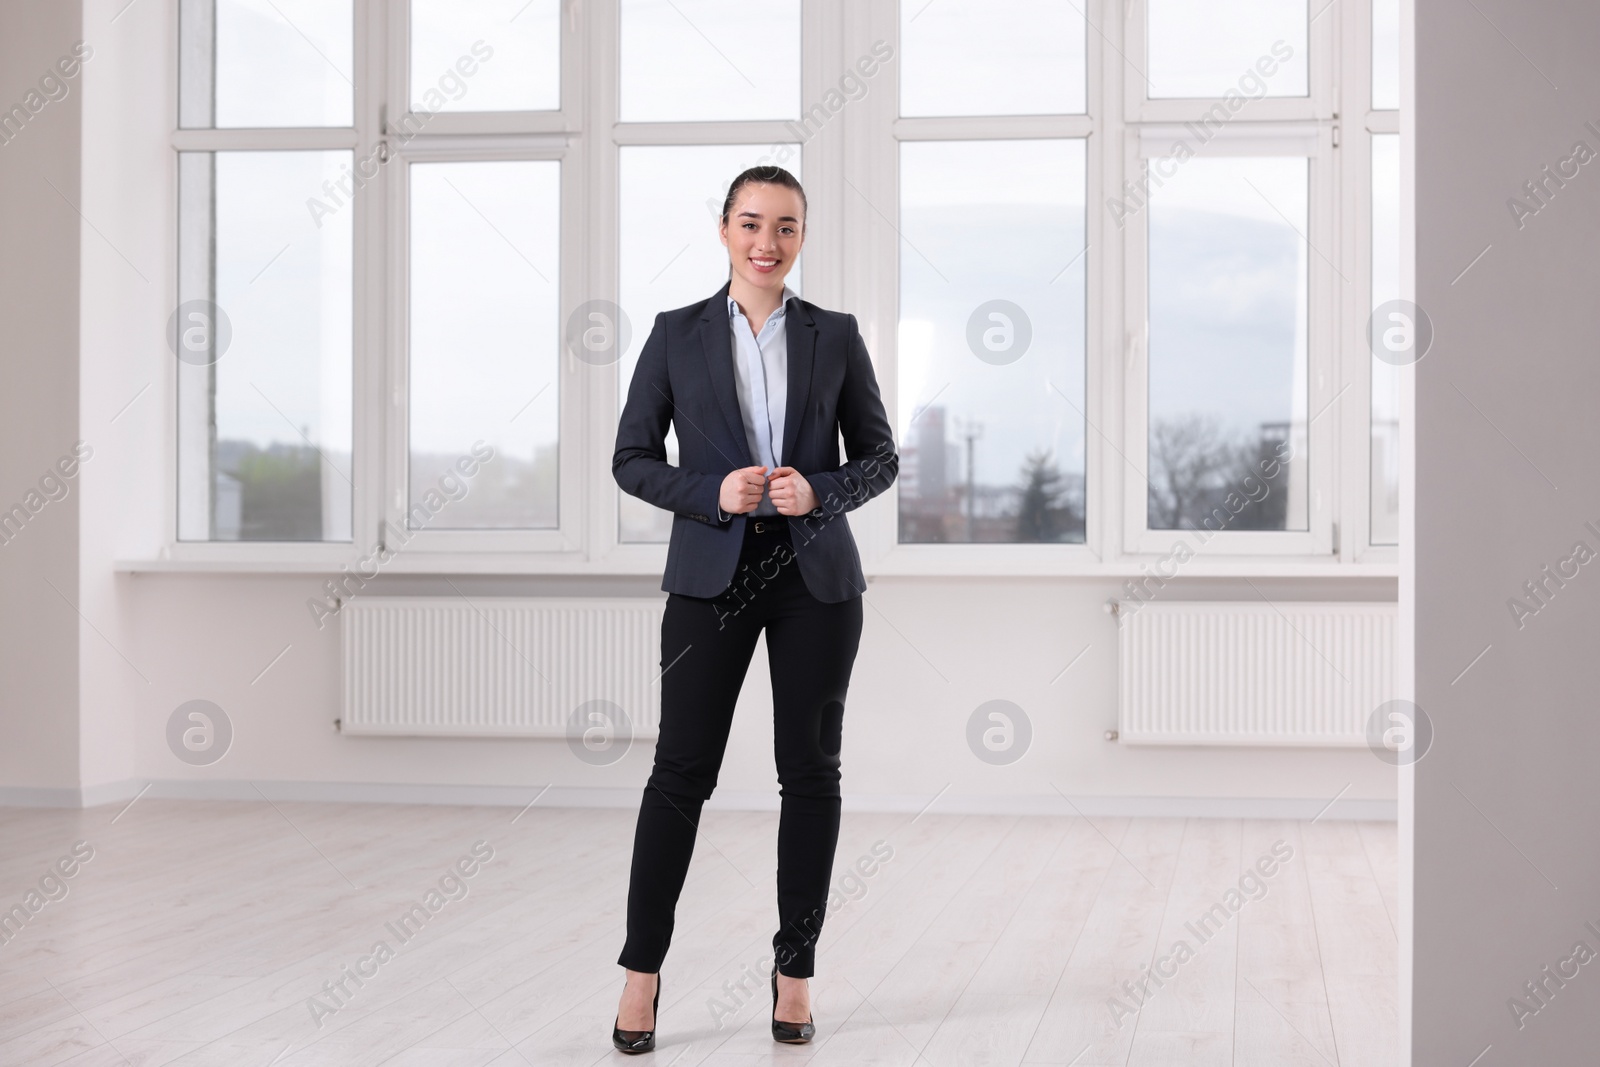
xmin=1347 ymin=0 xmax=1401 ymax=563
xmin=380 ymin=0 xmax=586 ymax=558
xmin=1121 ymin=0 xmax=1339 ymax=560
xmin=155 ymin=0 xmax=1400 ymax=578
xmin=164 ymin=0 xmax=377 ymax=569
xmin=1357 ymin=113 xmax=1400 ymax=564
xmin=1125 ymin=0 xmax=1338 ymax=125
xmin=1120 ymin=121 xmax=1337 ymax=559
xmin=851 ymin=0 xmax=1104 ymax=578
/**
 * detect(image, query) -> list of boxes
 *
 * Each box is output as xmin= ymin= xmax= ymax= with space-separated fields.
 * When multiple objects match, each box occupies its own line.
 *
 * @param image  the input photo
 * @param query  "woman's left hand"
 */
xmin=767 ymin=466 xmax=818 ymax=516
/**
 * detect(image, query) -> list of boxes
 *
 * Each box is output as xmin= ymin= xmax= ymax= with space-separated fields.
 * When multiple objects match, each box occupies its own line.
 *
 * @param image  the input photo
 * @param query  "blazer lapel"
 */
xmin=780 ymin=295 xmax=816 ymax=466
xmin=699 ymin=282 xmax=754 ymax=468
xmin=699 ymin=284 xmax=816 ymax=470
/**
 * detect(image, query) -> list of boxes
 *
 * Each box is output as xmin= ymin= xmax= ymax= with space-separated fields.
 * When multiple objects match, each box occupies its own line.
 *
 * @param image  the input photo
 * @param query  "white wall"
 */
xmin=99 ymin=572 xmax=1396 ymax=813
xmin=0 ymin=0 xmax=84 ymax=791
xmin=77 ymin=0 xmax=169 ymax=798
xmin=1414 ymin=0 xmax=1600 ymax=1060
xmin=10 ymin=0 xmax=1401 ymax=820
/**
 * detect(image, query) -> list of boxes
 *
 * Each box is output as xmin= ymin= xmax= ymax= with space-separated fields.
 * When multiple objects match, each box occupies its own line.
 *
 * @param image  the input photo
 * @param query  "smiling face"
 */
xmin=718 ymin=181 xmax=805 ymax=297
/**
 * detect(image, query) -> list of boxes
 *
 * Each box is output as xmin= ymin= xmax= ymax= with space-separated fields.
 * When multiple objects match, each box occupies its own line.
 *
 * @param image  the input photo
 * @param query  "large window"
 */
xmin=176 ymin=0 xmax=356 ymax=542
xmin=897 ymin=139 xmax=1087 ymax=543
xmin=1145 ymin=156 xmax=1309 ymax=535
xmin=1112 ymin=0 xmax=1340 ymax=559
xmin=407 ymin=160 xmax=560 ymax=529
xmin=895 ymin=2 xmax=1088 ymax=545
xmin=167 ymin=0 xmax=1403 ymax=572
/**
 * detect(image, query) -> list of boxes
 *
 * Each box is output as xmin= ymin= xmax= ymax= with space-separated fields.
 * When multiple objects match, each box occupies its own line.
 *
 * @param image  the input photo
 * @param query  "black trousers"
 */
xmin=617 ymin=516 xmax=864 ymax=978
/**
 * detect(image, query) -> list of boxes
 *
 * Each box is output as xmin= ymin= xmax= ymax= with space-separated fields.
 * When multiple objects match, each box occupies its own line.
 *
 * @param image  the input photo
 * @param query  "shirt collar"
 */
xmin=727 ymin=284 xmax=798 ymax=322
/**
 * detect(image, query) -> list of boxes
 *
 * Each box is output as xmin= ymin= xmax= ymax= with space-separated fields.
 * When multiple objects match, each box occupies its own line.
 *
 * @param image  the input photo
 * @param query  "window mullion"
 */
xmin=356 ymin=0 xmax=387 ymax=561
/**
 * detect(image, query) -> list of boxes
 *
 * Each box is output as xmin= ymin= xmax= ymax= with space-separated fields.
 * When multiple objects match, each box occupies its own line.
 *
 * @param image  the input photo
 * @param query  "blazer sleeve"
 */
xmin=612 ymin=313 xmax=728 ymax=526
xmin=804 ymin=313 xmax=899 ymax=515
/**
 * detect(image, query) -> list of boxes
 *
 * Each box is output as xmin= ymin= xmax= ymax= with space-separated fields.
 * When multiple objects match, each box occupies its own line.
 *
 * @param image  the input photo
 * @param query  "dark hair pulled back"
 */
xmin=719 ymin=165 xmax=807 ymax=231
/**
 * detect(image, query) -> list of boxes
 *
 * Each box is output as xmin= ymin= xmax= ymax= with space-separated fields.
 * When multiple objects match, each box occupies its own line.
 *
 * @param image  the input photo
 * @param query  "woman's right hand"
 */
xmin=720 ymin=465 xmax=769 ymax=515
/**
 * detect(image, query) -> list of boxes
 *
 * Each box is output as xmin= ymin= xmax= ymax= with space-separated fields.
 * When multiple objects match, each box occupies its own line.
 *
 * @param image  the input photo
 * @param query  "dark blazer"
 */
xmin=613 ymin=281 xmax=898 ymax=604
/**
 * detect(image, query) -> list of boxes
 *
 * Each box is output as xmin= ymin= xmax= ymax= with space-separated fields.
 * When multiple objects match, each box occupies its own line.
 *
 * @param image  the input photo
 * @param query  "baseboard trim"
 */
xmin=0 ymin=779 xmax=1396 ymax=821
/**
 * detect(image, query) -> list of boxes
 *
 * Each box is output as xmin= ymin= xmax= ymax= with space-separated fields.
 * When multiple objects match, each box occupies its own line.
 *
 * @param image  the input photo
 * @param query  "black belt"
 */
xmin=746 ymin=516 xmax=788 ymax=534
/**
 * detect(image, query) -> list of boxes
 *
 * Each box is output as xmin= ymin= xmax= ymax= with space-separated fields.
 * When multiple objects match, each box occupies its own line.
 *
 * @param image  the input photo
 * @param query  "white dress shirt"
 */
xmin=717 ymin=284 xmax=798 ymax=521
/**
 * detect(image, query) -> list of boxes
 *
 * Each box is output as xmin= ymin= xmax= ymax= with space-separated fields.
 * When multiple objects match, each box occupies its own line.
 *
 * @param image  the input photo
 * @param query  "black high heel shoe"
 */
xmin=612 ymin=971 xmax=660 ymax=1054
xmin=770 ymin=962 xmax=816 ymax=1044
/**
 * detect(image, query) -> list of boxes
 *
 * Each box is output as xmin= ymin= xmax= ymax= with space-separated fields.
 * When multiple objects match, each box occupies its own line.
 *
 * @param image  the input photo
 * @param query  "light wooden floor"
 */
xmin=0 ymin=799 xmax=1398 ymax=1065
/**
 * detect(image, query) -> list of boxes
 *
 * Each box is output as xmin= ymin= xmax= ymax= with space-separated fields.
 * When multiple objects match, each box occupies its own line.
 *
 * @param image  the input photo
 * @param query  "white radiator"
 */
xmin=1116 ymin=601 xmax=1396 ymax=746
xmin=341 ymin=597 xmax=665 ymax=738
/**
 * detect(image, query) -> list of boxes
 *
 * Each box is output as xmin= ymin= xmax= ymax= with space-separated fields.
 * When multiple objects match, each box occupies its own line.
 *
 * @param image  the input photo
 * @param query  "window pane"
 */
xmin=179 ymin=0 xmax=353 ymax=128
xmin=901 ymin=0 xmax=1085 ymax=116
xmin=898 ymin=140 xmax=1086 ymax=544
xmin=619 ymin=0 xmax=800 ymax=122
xmin=410 ymin=0 xmax=559 ymax=113
xmin=409 ymin=161 xmax=560 ymax=529
xmin=1146 ymin=156 xmax=1308 ymax=532
xmin=1371 ymin=134 xmax=1400 ymax=544
xmin=617 ymin=145 xmax=803 ymax=543
xmin=1372 ymin=0 xmax=1400 ymax=108
xmin=177 ymin=151 xmax=353 ymax=541
xmin=1146 ymin=0 xmax=1307 ymax=99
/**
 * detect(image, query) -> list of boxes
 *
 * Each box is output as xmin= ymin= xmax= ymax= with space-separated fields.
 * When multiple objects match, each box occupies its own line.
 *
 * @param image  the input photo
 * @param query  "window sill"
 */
xmin=113 ymin=552 xmax=1398 ymax=580
xmin=113 ymin=554 xmax=654 ymax=576
xmin=865 ymin=559 xmax=1397 ymax=579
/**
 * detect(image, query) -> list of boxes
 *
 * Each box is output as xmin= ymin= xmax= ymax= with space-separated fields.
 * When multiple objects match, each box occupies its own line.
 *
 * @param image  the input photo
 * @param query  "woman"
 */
xmin=609 ymin=165 xmax=898 ymax=1053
